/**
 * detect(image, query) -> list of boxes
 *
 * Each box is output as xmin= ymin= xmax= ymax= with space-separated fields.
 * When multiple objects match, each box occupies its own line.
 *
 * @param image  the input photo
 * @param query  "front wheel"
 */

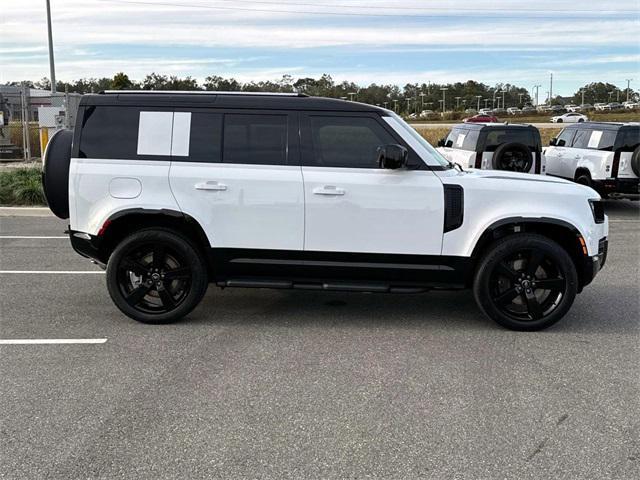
xmin=106 ymin=229 xmax=208 ymax=324
xmin=473 ymin=234 xmax=578 ymax=331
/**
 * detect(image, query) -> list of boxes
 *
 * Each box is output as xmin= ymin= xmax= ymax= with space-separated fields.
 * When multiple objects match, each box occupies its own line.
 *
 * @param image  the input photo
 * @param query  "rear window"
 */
xmin=445 ymin=128 xmax=479 ymax=151
xmin=484 ymin=128 xmax=537 ymax=151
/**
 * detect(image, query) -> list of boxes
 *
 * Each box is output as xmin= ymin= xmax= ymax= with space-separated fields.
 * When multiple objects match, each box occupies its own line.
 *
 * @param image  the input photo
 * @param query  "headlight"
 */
xmin=589 ymin=199 xmax=605 ymax=224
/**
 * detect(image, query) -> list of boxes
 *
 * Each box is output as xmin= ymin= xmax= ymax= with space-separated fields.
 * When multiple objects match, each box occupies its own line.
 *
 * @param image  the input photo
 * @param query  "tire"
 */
xmin=41 ymin=129 xmax=73 ymax=219
xmin=578 ymin=118 xmax=584 ymax=122
xmin=492 ymin=142 xmax=533 ymax=172
xmin=473 ymin=233 xmax=578 ymax=331
xmin=106 ymin=229 xmax=208 ymax=324
xmin=556 ymin=119 xmax=563 ymax=123
xmin=575 ymin=172 xmax=592 ymax=187
xmin=631 ymin=146 xmax=640 ymax=177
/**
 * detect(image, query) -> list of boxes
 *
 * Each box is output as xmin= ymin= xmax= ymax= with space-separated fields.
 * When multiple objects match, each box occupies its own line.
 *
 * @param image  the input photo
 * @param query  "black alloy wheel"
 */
xmin=492 ymin=142 xmax=533 ymax=172
xmin=474 ymin=234 xmax=578 ymax=331
xmin=106 ymin=229 xmax=208 ymax=323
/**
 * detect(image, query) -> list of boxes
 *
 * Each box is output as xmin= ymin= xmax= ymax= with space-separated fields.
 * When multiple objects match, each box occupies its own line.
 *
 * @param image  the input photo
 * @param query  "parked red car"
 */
xmin=463 ymin=114 xmax=499 ymax=123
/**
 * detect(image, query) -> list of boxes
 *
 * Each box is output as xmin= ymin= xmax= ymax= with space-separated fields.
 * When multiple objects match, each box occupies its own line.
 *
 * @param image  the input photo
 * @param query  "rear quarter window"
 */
xmin=617 ymin=128 xmax=640 ymax=150
xmin=445 ymin=128 xmax=479 ymax=151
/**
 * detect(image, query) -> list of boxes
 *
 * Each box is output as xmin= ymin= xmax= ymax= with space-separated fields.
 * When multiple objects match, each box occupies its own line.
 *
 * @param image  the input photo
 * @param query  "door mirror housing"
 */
xmin=437 ymin=138 xmax=446 ymax=147
xmin=377 ymin=144 xmax=409 ymax=169
xmin=549 ymin=137 xmax=557 ymax=146
xmin=557 ymin=139 xmax=566 ymax=147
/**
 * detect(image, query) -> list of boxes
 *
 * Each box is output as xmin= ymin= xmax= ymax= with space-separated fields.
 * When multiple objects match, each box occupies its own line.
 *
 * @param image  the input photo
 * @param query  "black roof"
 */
xmin=453 ymin=122 xmax=538 ymax=131
xmin=562 ymin=121 xmax=638 ymax=130
xmin=80 ymin=91 xmax=387 ymax=113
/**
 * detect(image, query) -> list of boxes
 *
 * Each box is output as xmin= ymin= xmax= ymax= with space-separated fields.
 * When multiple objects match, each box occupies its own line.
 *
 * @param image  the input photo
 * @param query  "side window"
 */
xmin=186 ymin=112 xmax=222 ymax=163
xmin=308 ymin=115 xmax=396 ymax=168
xmin=556 ymin=128 xmax=575 ymax=147
xmin=79 ymin=106 xmax=139 ymax=159
xmin=618 ymin=128 xmax=640 ymax=150
xmin=222 ymin=114 xmax=287 ymax=165
xmin=572 ymin=129 xmax=591 ymax=149
xmin=595 ymin=130 xmax=616 ymax=151
xmin=445 ymin=128 xmax=478 ymax=150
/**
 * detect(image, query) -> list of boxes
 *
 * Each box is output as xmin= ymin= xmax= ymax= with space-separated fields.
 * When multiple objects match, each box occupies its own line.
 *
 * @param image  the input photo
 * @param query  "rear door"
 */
xmin=169 ymin=110 xmax=304 ymax=250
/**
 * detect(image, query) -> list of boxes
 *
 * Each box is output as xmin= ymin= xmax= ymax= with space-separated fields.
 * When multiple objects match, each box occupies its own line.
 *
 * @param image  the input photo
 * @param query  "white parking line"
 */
xmin=0 ymin=270 xmax=104 ymax=274
xmin=0 ymin=338 xmax=107 ymax=344
xmin=0 ymin=236 xmax=67 ymax=239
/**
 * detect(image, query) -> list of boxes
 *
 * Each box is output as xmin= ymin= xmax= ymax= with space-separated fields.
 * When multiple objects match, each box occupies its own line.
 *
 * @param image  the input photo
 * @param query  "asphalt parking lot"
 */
xmin=1 ymin=202 xmax=638 ymax=480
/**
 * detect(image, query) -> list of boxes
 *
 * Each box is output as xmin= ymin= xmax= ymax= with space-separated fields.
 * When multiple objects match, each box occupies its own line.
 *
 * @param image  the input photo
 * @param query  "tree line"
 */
xmin=7 ymin=73 xmax=638 ymax=112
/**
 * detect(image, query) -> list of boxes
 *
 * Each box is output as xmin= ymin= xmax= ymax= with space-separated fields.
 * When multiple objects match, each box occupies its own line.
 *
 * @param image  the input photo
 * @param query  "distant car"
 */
xmin=579 ymin=104 xmax=594 ymax=111
xmin=624 ymin=102 xmax=639 ymax=110
xmin=537 ymin=105 xmax=552 ymax=113
xmin=436 ymin=123 xmax=545 ymax=174
xmin=408 ymin=113 xmax=418 ymax=119
xmin=464 ymin=108 xmax=477 ymax=114
xmin=550 ymin=105 xmax=566 ymax=114
xmin=419 ymin=109 xmax=435 ymax=119
xmin=478 ymin=108 xmax=493 ymax=115
xmin=492 ymin=108 xmax=506 ymax=115
xmin=607 ymin=102 xmax=623 ymax=110
xmin=565 ymin=104 xmax=578 ymax=112
xmin=521 ymin=106 xmax=537 ymax=114
xmin=594 ymin=103 xmax=608 ymax=111
xmin=463 ymin=113 xmax=499 ymax=123
xmin=551 ymin=112 xmax=588 ymax=123
xmin=507 ymin=107 xmax=521 ymax=115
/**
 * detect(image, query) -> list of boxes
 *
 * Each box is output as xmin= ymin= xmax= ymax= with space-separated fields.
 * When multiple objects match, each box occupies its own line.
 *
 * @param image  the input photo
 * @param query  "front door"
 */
xmin=300 ymin=113 xmax=443 ymax=256
xmin=169 ymin=110 xmax=304 ymax=250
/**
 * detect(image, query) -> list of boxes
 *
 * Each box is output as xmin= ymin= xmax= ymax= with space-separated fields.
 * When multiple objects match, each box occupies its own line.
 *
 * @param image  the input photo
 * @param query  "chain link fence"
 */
xmin=0 ymin=84 xmax=81 ymax=163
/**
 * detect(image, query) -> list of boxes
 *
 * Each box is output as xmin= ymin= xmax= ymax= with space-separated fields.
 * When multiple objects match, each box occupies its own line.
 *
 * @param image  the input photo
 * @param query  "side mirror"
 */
xmin=377 ymin=144 xmax=409 ymax=169
xmin=549 ymin=137 xmax=557 ymax=146
xmin=437 ymin=138 xmax=446 ymax=147
xmin=557 ymin=139 xmax=566 ymax=147
xmin=445 ymin=140 xmax=454 ymax=148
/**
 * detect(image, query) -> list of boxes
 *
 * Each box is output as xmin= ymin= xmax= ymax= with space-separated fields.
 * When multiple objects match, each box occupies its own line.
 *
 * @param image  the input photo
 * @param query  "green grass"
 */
xmin=0 ymin=167 xmax=46 ymax=206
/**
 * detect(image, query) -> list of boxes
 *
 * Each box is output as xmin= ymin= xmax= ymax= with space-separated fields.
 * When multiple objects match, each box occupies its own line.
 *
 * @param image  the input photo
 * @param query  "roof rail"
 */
xmin=100 ymin=90 xmax=308 ymax=97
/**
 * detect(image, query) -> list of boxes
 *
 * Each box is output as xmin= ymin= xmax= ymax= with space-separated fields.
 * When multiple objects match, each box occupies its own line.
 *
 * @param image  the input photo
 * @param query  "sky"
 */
xmin=2 ymin=0 xmax=639 ymax=96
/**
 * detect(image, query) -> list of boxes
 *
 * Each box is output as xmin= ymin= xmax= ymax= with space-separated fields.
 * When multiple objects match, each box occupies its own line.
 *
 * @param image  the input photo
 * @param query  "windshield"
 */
xmin=388 ymin=112 xmax=451 ymax=168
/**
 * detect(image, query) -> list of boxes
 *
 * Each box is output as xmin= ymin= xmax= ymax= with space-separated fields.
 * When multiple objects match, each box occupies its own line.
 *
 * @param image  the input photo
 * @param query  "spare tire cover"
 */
xmin=42 ymin=129 xmax=73 ymax=219
xmin=631 ymin=146 xmax=640 ymax=177
xmin=492 ymin=142 xmax=533 ymax=172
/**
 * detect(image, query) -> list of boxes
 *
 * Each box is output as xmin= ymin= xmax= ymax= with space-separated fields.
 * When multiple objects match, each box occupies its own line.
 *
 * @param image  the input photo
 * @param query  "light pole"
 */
xmin=534 ymin=84 xmax=541 ymax=106
xmin=501 ymin=90 xmax=506 ymax=109
xmin=484 ymin=98 xmax=489 ymax=108
xmin=420 ymin=92 xmax=426 ymax=110
xmin=393 ymin=99 xmax=398 ymax=112
xmin=455 ymin=96 xmax=461 ymax=110
xmin=608 ymin=91 xmax=614 ymax=102
xmin=518 ymin=93 xmax=524 ymax=105
xmin=406 ymin=98 xmax=411 ymax=114
xmin=580 ymin=89 xmax=585 ymax=106
xmin=626 ymin=79 xmax=633 ymax=102
xmin=348 ymin=92 xmax=357 ymax=101
xmin=476 ymin=95 xmax=482 ymax=111
xmin=46 ymin=0 xmax=56 ymax=93
xmin=440 ymin=87 xmax=448 ymax=114
xmin=438 ymin=99 xmax=444 ymax=112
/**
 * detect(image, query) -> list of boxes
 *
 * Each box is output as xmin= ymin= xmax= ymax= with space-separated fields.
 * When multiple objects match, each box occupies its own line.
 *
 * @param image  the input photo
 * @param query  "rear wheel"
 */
xmin=492 ymin=142 xmax=533 ymax=172
xmin=575 ymin=172 xmax=592 ymax=187
xmin=473 ymin=234 xmax=578 ymax=331
xmin=106 ymin=229 xmax=208 ymax=324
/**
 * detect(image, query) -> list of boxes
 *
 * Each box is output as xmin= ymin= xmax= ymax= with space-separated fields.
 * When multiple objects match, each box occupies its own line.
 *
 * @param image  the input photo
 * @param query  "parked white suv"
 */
xmin=436 ymin=123 xmax=545 ymax=174
xmin=42 ymin=92 xmax=608 ymax=331
xmin=544 ymin=122 xmax=640 ymax=199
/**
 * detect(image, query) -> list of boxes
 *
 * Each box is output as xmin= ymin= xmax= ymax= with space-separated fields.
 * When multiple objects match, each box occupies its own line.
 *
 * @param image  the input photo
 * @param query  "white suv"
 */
xmin=436 ymin=123 xmax=545 ymax=174
xmin=42 ymin=92 xmax=609 ymax=331
xmin=544 ymin=122 xmax=640 ymax=198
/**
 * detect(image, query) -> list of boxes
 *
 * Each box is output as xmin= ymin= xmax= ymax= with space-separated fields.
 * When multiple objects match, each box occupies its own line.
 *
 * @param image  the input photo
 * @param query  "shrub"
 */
xmin=0 ymin=167 xmax=46 ymax=206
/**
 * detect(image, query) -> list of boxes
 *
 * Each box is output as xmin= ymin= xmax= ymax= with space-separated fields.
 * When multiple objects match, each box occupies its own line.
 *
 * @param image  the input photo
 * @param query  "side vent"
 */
xmin=443 ymin=184 xmax=464 ymax=233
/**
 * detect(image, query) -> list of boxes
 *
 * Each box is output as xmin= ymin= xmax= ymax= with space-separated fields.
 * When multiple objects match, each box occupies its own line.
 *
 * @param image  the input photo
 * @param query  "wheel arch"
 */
xmin=469 ymin=217 xmax=591 ymax=291
xmin=95 ymin=208 xmax=211 ymax=266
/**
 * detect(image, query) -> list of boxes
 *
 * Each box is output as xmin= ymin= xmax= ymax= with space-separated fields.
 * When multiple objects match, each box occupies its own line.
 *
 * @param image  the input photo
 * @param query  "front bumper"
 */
xmin=580 ymin=236 xmax=608 ymax=289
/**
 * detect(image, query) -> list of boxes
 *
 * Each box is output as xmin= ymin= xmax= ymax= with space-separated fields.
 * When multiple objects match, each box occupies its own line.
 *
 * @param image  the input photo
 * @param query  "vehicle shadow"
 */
xmin=602 ymin=199 xmax=640 ymax=220
xmin=186 ymin=284 xmax=638 ymax=335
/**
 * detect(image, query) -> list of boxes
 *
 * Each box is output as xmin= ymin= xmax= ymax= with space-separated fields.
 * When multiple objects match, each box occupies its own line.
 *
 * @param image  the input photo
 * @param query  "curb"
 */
xmin=0 ymin=207 xmax=53 ymax=217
